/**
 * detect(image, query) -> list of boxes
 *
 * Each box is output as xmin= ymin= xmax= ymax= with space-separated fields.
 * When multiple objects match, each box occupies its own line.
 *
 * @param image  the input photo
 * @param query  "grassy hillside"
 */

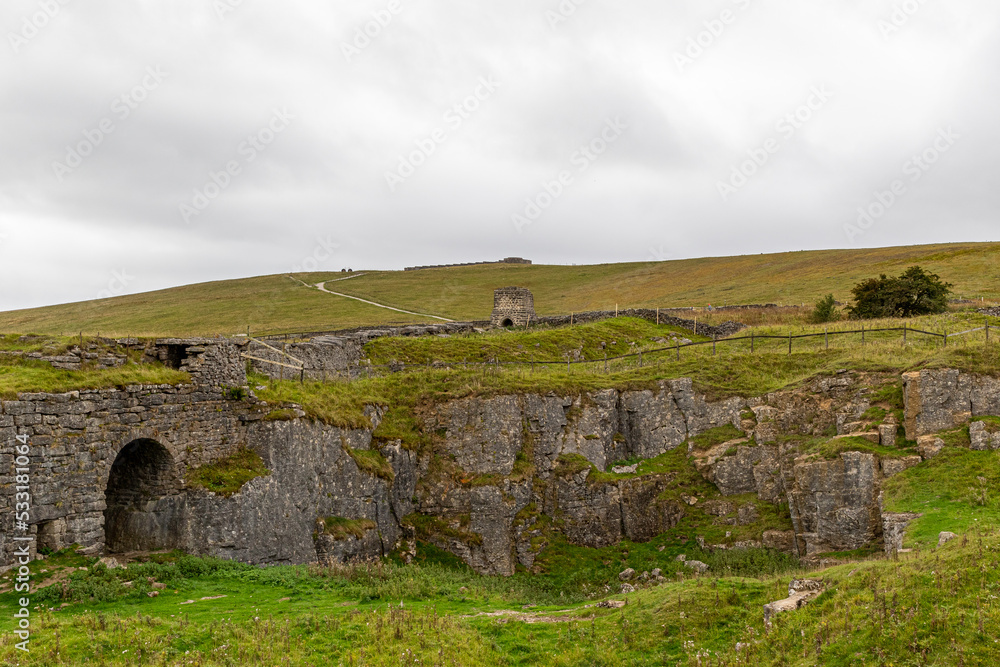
xmin=0 ymin=242 xmax=998 ymax=337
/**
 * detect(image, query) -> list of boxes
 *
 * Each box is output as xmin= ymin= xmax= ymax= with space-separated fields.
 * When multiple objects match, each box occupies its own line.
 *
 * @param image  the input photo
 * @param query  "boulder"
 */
xmin=619 ymin=568 xmax=636 ymax=582
xmin=879 ymin=424 xmax=898 ymax=448
xmin=762 ymin=530 xmax=797 ymax=554
xmin=737 ymin=503 xmax=760 ymax=526
xmin=903 ymin=370 xmax=972 ymax=440
xmin=785 ymin=451 xmax=882 ymax=554
xmin=917 ymin=436 xmax=945 ymax=460
xmin=684 ymin=560 xmax=709 ymax=574
xmin=969 ymin=421 xmax=1000 ymax=451
xmin=763 ymin=579 xmax=824 ymax=627
xmin=882 ymin=512 xmax=921 ymax=555
xmin=937 ymin=531 xmax=958 ymax=547
xmin=881 ymin=456 xmax=921 ymax=478
xmin=98 ymin=556 xmax=124 ymax=570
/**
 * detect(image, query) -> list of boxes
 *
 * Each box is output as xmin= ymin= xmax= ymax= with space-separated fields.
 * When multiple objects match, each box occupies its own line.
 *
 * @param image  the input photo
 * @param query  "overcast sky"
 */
xmin=1 ymin=0 xmax=997 ymax=310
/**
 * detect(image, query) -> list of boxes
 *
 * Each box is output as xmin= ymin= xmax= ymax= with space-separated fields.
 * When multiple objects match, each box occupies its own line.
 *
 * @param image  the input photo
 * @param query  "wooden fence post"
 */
xmin=903 ymin=326 xmax=907 ymax=345
xmin=639 ymin=350 xmax=643 ymax=367
xmin=788 ymin=333 xmax=792 ymax=355
xmin=751 ymin=332 xmax=755 ymax=354
xmin=676 ymin=343 xmax=680 ymax=361
xmin=604 ymin=353 xmax=608 ymax=374
xmin=987 ymin=320 xmax=991 ymax=345
xmin=656 ymin=308 xmax=660 ymax=325
xmin=861 ymin=325 xmax=865 ymax=346
xmin=825 ymin=327 xmax=829 ymax=350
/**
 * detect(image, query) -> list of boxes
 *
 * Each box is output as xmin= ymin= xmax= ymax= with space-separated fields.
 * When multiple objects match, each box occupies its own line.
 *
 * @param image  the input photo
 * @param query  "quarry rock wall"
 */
xmin=3 ymin=367 xmax=996 ymax=575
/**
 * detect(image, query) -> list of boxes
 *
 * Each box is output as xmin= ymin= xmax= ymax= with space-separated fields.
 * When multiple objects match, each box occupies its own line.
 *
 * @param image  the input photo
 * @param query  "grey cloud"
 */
xmin=1 ymin=0 xmax=998 ymax=310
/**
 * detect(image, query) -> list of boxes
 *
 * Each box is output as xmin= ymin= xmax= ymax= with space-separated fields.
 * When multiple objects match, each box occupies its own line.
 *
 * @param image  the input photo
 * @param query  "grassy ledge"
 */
xmin=318 ymin=517 xmax=378 ymax=541
xmin=345 ymin=447 xmax=394 ymax=481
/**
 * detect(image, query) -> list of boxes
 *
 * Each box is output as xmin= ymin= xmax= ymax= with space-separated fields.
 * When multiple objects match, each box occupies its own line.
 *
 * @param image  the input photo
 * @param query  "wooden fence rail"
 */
xmin=256 ymin=321 xmax=993 ymax=382
xmin=340 ymin=322 xmax=991 ymax=378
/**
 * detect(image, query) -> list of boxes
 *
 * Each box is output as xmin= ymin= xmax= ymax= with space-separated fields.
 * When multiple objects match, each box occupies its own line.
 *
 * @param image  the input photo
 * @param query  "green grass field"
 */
xmin=3 ymin=515 xmax=1000 ymax=665
xmin=2 ymin=242 xmax=999 ymax=337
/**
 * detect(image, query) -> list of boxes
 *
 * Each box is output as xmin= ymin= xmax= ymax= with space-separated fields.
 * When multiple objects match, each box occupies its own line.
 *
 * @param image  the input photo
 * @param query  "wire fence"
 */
xmin=250 ymin=320 xmax=996 ymax=382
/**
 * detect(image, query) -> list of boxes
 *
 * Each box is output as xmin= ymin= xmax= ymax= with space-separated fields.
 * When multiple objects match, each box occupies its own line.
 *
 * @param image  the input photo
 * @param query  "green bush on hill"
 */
xmin=811 ymin=293 xmax=839 ymax=323
xmin=848 ymin=266 xmax=952 ymax=319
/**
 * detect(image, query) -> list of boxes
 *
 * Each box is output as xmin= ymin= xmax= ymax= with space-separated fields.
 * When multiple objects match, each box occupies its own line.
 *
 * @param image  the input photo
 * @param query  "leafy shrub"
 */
xmin=811 ymin=294 xmax=839 ymax=323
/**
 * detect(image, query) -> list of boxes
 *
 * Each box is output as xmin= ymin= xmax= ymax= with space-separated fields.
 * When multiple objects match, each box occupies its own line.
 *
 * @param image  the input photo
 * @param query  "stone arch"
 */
xmin=103 ymin=438 xmax=184 ymax=553
xmin=501 ymin=318 xmax=514 ymax=327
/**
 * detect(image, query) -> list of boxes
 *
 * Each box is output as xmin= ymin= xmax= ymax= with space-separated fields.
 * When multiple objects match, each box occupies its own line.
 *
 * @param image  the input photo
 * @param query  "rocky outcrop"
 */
xmin=882 ymin=512 xmax=921 ymax=554
xmin=183 ymin=419 xmax=417 ymax=565
xmin=902 ymin=370 xmax=1000 ymax=440
xmin=785 ymin=452 xmax=883 ymax=555
xmin=881 ymin=456 xmax=921 ymax=478
xmin=694 ymin=441 xmax=785 ymax=504
xmin=426 ymin=380 xmax=744 ymax=476
xmin=970 ymin=421 xmax=1000 ymax=450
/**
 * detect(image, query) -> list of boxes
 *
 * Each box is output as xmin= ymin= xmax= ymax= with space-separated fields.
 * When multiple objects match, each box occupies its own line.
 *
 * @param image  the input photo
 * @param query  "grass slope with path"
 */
xmin=1 ymin=241 xmax=999 ymax=337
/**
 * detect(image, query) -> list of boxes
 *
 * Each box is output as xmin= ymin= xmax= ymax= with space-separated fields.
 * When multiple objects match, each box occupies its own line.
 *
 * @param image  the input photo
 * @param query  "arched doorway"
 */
xmin=103 ymin=439 xmax=183 ymax=553
xmin=501 ymin=318 xmax=514 ymax=327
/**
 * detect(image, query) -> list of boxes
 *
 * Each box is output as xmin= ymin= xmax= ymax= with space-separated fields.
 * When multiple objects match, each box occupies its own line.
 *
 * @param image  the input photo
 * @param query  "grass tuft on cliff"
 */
xmin=187 ymin=448 xmax=270 ymax=497
xmin=345 ymin=447 xmax=394 ymax=481
xmin=318 ymin=517 xmax=378 ymax=541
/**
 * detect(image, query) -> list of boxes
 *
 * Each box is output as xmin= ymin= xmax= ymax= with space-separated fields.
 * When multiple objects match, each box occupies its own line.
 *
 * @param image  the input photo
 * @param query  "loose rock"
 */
xmin=938 ymin=531 xmax=958 ymax=547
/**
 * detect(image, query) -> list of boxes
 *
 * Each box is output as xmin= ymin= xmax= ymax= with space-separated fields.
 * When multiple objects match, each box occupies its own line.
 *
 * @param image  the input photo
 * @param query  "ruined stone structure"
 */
xmin=491 ymin=287 xmax=537 ymax=327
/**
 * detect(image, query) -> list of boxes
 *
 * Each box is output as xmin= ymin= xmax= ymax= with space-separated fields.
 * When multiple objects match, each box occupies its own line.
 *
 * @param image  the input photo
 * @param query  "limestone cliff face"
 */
xmin=407 ymin=380 xmax=734 ymax=574
xmin=184 ymin=418 xmax=417 ymax=565
xmin=426 ymin=380 xmax=743 ymax=475
xmin=5 ymin=368 xmax=997 ymax=575
xmin=784 ymin=451 xmax=883 ymax=555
